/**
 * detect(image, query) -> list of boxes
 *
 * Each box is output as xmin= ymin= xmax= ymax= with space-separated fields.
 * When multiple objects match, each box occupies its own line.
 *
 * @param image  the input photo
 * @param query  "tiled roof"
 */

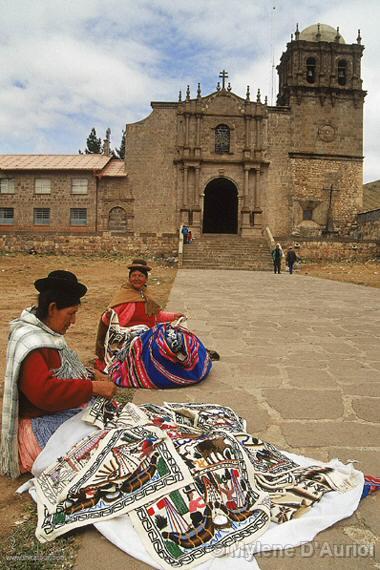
xmin=0 ymin=154 xmax=111 ymax=171
xmin=101 ymin=159 xmax=127 ymax=177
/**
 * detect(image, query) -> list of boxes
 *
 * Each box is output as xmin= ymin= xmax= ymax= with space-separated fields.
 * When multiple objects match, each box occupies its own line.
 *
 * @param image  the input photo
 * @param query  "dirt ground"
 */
xmin=0 ymin=253 xmax=378 ymax=543
xmin=300 ymin=260 xmax=380 ymax=288
xmin=0 ymin=253 xmax=177 ymax=540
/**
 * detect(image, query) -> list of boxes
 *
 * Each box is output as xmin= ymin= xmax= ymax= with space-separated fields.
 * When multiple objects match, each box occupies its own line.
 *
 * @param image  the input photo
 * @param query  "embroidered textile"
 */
xmin=35 ymin=425 xmax=193 ymax=542
xmin=33 ymin=398 xmax=358 ymax=568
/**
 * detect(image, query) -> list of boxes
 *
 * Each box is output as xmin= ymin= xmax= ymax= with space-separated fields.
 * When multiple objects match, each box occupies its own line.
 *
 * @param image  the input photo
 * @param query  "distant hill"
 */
xmin=362 ymin=180 xmax=380 ymax=212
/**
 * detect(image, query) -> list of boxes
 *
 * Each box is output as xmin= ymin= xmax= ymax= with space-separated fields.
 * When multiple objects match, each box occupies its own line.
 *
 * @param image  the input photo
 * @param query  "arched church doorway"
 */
xmin=202 ymin=178 xmax=238 ymax=234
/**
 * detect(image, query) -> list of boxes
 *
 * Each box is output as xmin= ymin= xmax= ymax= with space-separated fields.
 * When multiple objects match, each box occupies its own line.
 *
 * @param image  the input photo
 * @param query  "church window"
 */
xmin=306 ymin=57 xmax=316 ymax=84
xmin=71 ymin=178 xmax=88 ymax=194
xmin=0 ymin=178 xmax=15 ymax=194
xmin=303 ymin=208 xmax=313 ymax=221
xmin=35 ymin=178 xmax=51 ymax=194
xmin=70 ymin=208 xmax=87 ymax=225
xmin=215 ymin=124 xmax=230 ymax=153
xmin=34 ymin=208 xmax=50 ymax=225
xmin=0 ymin=207 xmax=14 ymax=224
xmin=337 ymin=60 xmax=347 ymax=86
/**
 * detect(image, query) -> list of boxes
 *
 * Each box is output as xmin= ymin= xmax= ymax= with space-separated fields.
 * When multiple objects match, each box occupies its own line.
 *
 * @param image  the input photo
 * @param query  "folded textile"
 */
xmin=107 ymin=321 xmax=212 ymax=389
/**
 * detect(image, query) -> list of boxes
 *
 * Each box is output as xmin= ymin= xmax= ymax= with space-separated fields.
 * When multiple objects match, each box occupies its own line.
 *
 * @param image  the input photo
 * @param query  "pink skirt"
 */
xmin=18 ymin=418 xmax=42 ymax=473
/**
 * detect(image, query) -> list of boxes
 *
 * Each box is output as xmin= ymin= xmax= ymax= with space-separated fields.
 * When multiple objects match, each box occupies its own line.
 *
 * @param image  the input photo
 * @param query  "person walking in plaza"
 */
xmin=286 ymin=246 xmax=298 ymax=274
xmin=272 ymin=243 xmax=283 ymax=274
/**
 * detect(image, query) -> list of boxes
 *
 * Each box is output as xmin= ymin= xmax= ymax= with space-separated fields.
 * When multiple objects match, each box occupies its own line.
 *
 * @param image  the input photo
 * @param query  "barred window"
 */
xmin=0 ymin=207 xmax=14 ymax=224
xmin=337 ymin=59 xmax=347 ymax=86
xmin=71 ymin=178 xmax=88 ymax=194
xmin=0 ymin=178 xmax=15 ymax=194
xmin=70 ymin=208 xmax=87 ymax=225
xmin=215 ymin=124 xmax=230 ymax=153
xmin=34 ymin=208 xmax=50 ymax=225
xmin=306 ymin=57 xmax=316 ymax=84
xmin=35 ymin=178 xmax=51 ymax=194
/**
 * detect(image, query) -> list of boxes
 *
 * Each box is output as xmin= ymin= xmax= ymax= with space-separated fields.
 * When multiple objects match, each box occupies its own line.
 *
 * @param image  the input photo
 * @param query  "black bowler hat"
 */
xmin=127 ymin=259 xmax=152 ymax=272
xmin=34 ymin=270 xmax=87 ymax=297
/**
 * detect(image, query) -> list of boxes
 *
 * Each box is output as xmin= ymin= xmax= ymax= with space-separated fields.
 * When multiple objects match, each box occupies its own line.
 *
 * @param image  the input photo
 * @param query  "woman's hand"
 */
xmin=92 ymin=380 xmax=117 ymax=399
xmin=173 ymin=312 xmax=186 ymax=320
xmin=91 ymin=369 xmax=110 ymax=382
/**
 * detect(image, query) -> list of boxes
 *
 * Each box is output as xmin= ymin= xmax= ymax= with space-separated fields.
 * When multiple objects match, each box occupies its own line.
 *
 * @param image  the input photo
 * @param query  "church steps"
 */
xmin=181 ymin=236 xmax=273 ymax=270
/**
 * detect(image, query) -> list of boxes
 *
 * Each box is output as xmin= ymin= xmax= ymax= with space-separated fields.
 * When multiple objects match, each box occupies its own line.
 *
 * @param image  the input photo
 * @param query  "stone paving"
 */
xmin=75 ymin=270 xmax=380 ymax=570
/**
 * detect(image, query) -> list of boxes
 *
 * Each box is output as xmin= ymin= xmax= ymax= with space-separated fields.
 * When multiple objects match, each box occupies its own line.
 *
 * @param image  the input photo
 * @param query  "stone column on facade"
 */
xmin=183 ymin=114 xmax=190 ymax=158
xmin=240 ymin=166 xmax=251 ymax=236
xmin=243 ymin=116 xmax=251 ymax=158
xmin=253 ymin=168 xmax=263 ymax=230
xmin=194 ymin=114 xmax=202 ymax=159
xmin=183 ymin=166 xmax=189 ymax=207
xmin=191 ymin=165 xmax=201 ymax=237
xmin=255 ymin=117 xmax=262 ymax=154
xmin=243 ymin=167 xmax=249 ymax=209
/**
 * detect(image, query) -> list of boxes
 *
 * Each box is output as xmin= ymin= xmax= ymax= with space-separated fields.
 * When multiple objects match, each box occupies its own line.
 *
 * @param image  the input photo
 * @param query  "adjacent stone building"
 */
xmin=0 ymin=23 xmax=368 ymax=246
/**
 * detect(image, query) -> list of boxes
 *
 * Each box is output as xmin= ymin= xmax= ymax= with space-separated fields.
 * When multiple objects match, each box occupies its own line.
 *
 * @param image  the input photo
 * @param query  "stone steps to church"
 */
xmin=181 ymin=236 xmax=273 ymax=270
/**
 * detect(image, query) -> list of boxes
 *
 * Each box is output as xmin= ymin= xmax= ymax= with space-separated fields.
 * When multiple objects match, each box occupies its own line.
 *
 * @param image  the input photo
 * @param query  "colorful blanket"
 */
xmin=32 ymin=399 xmax=359 ymax=568
xmin=107 ymin=322 xmax=212 ymax=389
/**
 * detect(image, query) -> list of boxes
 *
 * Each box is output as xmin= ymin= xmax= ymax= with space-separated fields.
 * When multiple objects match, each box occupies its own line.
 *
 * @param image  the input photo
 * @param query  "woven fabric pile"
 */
xmin=106 ymin=321 xmax=212 ymax=389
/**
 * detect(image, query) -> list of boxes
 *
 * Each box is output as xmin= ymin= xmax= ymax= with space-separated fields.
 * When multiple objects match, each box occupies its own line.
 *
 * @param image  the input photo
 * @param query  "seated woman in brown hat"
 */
xmin=95 ymin=259 xmax=184 ymax=369
xmin=0 ymin=270 xmax=116 ymax=478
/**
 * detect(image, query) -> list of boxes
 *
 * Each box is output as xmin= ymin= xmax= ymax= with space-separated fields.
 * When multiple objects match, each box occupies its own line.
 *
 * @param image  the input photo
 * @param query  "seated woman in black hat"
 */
xmin=0 ymin=270 xmax=116 ymax=478
xmin=95 ymin=259 xmax=184 ymax=369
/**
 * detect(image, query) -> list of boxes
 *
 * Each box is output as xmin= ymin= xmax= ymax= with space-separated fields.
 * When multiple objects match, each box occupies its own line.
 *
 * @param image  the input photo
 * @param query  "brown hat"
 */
xmin=34 ymin=270 xmax=87 ymax=297
xmin=127 ymin=259 xmax=152 ymax=272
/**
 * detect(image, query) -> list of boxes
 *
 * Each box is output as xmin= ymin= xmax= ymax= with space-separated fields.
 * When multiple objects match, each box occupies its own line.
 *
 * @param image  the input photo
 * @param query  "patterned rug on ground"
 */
xmin=33 ymin=398 xmax=359 ymax=568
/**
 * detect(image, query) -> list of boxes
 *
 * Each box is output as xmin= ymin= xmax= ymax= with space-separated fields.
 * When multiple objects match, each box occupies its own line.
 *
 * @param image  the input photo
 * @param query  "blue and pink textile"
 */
xmin=108 ymin=323 xmax=212 ymax=389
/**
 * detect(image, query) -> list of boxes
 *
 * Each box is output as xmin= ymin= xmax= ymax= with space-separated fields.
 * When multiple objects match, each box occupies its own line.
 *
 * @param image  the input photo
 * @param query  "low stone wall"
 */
xmin=357 ymin=209 xmax=380 ymax=241
xmin=280 ymin=237 xmax=379 ymax=262
xmin=0 ymin=232 xmax=178 ymax=257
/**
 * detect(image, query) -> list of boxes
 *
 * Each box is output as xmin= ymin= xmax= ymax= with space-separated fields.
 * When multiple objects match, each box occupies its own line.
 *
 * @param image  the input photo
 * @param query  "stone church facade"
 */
xmin=0 ymin=23 xmax=367 ymax=245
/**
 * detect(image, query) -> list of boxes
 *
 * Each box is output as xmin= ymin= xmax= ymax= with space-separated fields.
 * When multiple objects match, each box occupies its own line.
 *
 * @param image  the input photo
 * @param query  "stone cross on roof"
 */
xmin=219 ymin=69 xmax=229 ymax=90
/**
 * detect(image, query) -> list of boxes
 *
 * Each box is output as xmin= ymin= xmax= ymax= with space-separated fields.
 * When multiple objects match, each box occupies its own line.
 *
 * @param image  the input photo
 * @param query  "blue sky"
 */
xmin=0 ymin=0 xmax=379 ymax=181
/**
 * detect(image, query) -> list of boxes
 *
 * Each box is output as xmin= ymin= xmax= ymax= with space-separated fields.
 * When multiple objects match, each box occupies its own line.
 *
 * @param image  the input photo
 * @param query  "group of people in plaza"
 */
xmin=0 ymin=259 xmax=211 ymax=478
xmin=272 ymin=243 xmax=300 ymax=274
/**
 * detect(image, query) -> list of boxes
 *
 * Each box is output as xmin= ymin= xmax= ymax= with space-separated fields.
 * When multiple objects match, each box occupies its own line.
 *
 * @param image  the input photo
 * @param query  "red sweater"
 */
xmin=19 ymin=348 xmax=93 ymax=418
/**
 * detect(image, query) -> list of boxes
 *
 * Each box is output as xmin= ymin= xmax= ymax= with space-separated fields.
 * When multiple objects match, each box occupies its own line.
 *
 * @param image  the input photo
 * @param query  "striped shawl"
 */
xmin=0 ymin=308 xmax=88 ymax=478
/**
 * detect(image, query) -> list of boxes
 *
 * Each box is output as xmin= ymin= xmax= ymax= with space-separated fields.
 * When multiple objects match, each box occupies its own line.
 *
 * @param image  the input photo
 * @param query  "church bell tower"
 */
xmin=277 ymin=23 xmax=366 ymax=235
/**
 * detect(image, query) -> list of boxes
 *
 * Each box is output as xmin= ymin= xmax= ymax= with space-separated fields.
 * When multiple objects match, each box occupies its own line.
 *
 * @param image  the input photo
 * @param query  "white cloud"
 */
xmin=0 ymin=0 xmax=378 ymax=181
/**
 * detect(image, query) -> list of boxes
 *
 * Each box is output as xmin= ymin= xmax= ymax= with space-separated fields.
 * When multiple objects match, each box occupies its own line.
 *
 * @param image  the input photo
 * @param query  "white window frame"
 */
xmin=35 ymin=178 xmax=51 ymax=194
xmin=70 ymin=207 xmax=87 ymax=226
xmin=71 ymin=178 xmax=88 ymax=195
xmin=34 ymin=207 xmax=50 ymax=225
xmin=0 ymin=178 xmax=15 ymax=194
xmin=0 ymin=207 xmax=14 ymax=224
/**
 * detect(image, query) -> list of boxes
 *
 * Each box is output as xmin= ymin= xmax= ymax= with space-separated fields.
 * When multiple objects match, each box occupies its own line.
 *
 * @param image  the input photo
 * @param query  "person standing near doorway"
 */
xmin=272 ymin=243 xmax=283 ymax=274
xmin=181 ymin=224 xmax=189 ymax=244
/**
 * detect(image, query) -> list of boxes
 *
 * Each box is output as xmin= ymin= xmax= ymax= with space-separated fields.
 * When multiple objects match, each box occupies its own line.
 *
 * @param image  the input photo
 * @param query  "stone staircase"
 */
xmin=181 ymin=234 xmax=273 ymax=270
